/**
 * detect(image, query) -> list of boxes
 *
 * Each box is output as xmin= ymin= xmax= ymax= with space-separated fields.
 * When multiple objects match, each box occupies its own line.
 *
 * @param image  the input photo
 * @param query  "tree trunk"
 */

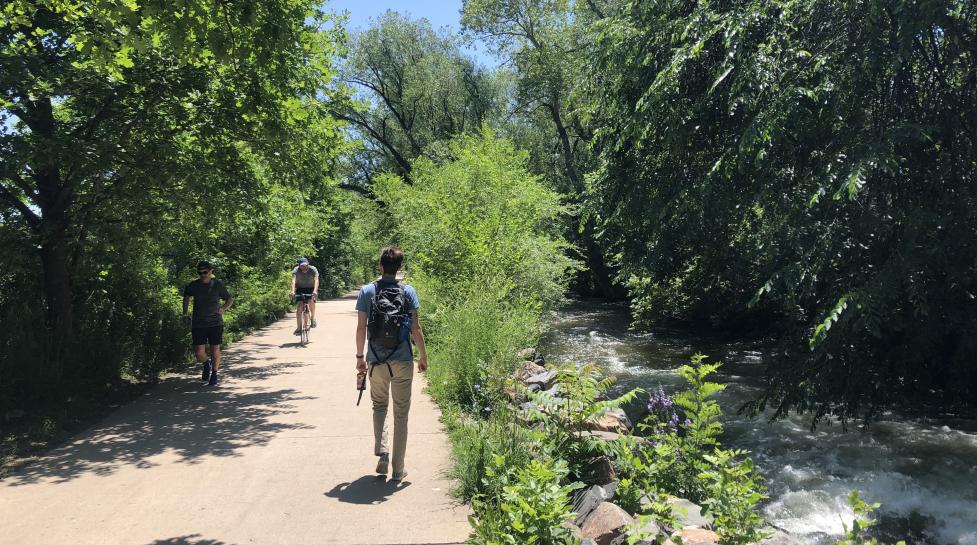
xmin=582 ymin=216 xmax=624 ymax=300
xmin=544 ymin=100 xmax=622 ymax=299
xmin=39 ymin=216 xmax=74 ymax=347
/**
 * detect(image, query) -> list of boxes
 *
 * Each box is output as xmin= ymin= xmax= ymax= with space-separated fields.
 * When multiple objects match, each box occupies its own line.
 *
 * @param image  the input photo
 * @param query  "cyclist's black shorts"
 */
xmin=192 ymin=325 xmax=224 ymax=346
xmin=295 ymin=286 xmax=316 ymax=302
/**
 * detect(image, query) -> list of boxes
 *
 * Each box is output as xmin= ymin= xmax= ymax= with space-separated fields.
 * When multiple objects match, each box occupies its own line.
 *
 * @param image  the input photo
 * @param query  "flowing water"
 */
xmin=540 ymin=301 xmax=977 ymax=545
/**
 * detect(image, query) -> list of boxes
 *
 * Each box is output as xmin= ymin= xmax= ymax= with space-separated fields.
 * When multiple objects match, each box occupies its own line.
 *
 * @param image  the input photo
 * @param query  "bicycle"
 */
xmin=295 ymin=293 xmax=315 ymax=346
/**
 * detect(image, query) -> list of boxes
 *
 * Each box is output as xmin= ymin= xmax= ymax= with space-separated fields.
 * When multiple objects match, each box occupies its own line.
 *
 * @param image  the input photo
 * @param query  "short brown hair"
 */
xmin=379 ymin=245 xmax=404 ymax=274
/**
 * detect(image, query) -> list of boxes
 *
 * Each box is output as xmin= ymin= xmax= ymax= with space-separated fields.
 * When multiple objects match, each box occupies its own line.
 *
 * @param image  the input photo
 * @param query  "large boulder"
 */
xmin=667 ymin=527 xmax=721 ymax=545
xmin=515 ymin=361 xmax=546 ymax=383
xmin=580 ymin=501 xmax=634 ymax=545
xmin=526 ymin=369 xmax=558 ymax=390
xmin=608 ymin=516 xmax=664 ymax=545
xmin=589 ymin=408 xmax=632 ymax=433
xmin=579 ymin=430 xmax=622 ymax=442
xmin=562 ymin=521 xmax=584 ymax=540
xmin=572 ymin=484 xmax=612 ymax=526
xmin=601 ymin=479 xmax=619 ymax=499
xmin=516 ymin=347 xmax=537 ymax=361
xmin=667 ymin=498 xmax=713 ymax=529
xmin=582 ymin=455 xmax=617 ymax=486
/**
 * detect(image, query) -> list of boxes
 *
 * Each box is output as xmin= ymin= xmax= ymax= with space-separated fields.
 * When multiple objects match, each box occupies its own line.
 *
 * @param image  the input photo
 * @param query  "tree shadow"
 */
xmin=227 ymin=358 xmax=308 ymax=381
xmin=3 ymin=350 xmax=315 ymax=486
xmin=323 ymin=474 xmax=412 ymax=504
xmin=145 ymin=535 xmax=231 ymax=545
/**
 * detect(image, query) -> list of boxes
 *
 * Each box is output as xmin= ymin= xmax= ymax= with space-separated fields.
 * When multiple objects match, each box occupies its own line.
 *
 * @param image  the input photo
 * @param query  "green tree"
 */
xmin=0 ymin=1 xmax=349 ymax=394
xmin=584 ymin=0 xmax=977 ymax=421
xmin=373 ymin=126 xmax=577 ymax=308
xmin=336 ymin=11 xmax=501 ymax=186
xmin=461 ymin=0 xmax=622 ymax=298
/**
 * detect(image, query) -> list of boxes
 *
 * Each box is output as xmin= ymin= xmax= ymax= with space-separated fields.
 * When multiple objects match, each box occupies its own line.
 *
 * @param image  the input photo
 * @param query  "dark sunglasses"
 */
xmin=197 ymin=270 xmax=211 ymax=275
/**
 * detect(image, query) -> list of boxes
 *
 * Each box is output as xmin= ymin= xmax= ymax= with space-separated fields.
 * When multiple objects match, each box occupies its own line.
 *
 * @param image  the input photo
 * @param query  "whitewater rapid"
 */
xmin=540 ymin=302 xmax=977 ymax=545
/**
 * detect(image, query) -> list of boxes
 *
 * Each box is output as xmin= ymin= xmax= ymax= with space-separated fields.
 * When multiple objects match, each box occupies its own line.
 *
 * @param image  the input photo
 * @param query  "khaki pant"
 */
xmin=370 ymin=360 xmax=413 ymax=475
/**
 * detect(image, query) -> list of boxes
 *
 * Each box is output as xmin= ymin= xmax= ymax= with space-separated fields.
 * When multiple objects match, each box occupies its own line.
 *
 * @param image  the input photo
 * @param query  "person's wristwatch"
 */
xmin=356 ymin=354 xmax=364 ymax=359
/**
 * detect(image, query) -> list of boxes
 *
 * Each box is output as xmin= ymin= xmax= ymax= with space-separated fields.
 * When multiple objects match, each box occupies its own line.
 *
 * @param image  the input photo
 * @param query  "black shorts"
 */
xmin=191 ymin=325 xmax=224 ymax=346
xmin=295 ymin=287 xmax=316 ymax=302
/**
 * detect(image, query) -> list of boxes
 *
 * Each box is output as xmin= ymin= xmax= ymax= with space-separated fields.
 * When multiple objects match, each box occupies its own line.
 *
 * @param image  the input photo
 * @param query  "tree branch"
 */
xmin=0 ymin=183 xmax=40 ymax=228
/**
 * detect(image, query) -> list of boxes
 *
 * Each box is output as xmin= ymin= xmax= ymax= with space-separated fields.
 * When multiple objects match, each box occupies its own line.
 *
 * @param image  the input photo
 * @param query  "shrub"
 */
xmin=612 ymin=355 xmax=768 ymax=541
xmin=421 ymin=276 xmax=539 ymax=412
xmin=470 ymin=457 xmax=581 ymax=545
xmin=524 ymin=362 xmax=641 ymax=477
xmin=373 ymin=126 xmax=578 ymax=313
xmin=446 ymin=406 xmax=536 ymax=502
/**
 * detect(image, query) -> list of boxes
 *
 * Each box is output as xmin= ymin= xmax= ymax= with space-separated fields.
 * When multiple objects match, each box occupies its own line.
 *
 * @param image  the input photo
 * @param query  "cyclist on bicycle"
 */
xmin=291 ymin=257 xmax=320 ymax=335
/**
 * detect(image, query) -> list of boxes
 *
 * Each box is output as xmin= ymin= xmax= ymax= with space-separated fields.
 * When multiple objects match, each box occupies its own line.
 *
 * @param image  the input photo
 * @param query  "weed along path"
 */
xmin=0 ymin=293 xmax=470 ymax=545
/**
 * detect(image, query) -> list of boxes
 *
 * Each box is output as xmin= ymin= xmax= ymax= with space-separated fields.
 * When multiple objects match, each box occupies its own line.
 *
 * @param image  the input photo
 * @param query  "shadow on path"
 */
xmin=4 ymin=351 xmax=314 ymax=486
xmin=324 ymin=474 xmax=413 ymax=504
xmin=145 ymin=535 xmax=233 ymax=545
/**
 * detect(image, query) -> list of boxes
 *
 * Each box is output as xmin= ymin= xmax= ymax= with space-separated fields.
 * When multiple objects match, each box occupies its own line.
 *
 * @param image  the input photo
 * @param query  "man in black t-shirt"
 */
xmin=182 ymin=260 xmax=233 ymax=386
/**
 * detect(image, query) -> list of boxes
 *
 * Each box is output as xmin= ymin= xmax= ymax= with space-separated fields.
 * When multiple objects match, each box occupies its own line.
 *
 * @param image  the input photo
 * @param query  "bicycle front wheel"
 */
xmin=301 ymin=306 xmax=310 ymax=346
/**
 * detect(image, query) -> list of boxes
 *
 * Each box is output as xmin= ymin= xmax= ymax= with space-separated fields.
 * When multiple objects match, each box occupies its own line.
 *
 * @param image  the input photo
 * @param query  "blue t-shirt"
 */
xmin=356 ymin=278 xmax=420 ymax=363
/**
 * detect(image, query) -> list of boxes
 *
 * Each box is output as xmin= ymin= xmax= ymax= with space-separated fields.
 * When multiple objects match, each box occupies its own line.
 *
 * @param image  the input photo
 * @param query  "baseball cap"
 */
xmin=297 ymin=257 xmax=309 ymax=265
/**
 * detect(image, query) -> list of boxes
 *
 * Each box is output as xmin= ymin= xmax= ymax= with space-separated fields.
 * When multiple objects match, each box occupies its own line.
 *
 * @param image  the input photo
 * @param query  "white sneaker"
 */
xmin=376 ymin=454 xmax=389 ymax=475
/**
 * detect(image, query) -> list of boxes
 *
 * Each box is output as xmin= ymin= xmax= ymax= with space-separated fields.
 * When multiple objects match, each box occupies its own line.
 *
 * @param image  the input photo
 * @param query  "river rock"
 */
xmin=667 ymin=497 xmax=713 ymax=529
xmin=578 ymin=430 xmax=622 ymax=442
xmin=667 ymin=527 xmax=721 ymax=545
xmin=608 ymin=516 xmax=664 ymax=545
xmin=517 ymin=347 xmax=537 ymax=361
xmin=583 ymin=455 xmax=617 ymax=486
xmin=526 ymin=369 xmax=557 ymax=389
xmin=601 ymin=479 xmax=619 ymax=499
xmin=515 ymin=361 xmax=546 ymax=382
xmin=562 ymin=521 xmax=584 ymax=540
xmin=533 ymin=354 xmax=546 ymax=366
xmin=580 ymin=501 xmax=634 ymax=545
xmin=543 ymin=386 xmax=564 ymax=402
xmin=635 ymin=517 xmax=664 ymax=541
xmin=572 ymin=484 xmax=612 ymax=525
xmin=590 ymin=408 xmax=632 ymax=433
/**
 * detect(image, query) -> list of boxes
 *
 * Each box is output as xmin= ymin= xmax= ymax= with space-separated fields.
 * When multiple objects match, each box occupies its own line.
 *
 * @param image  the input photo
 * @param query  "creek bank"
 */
xmin=505 ymin=348 xmax=801 ymax=545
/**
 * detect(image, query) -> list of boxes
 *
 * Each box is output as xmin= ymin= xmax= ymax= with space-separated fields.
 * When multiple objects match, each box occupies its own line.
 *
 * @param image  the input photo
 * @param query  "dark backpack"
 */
xmin=368 ymin=281 xmax=411 ymax=350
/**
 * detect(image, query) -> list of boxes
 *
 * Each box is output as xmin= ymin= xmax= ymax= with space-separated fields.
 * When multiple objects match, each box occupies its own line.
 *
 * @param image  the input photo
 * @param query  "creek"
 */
xmin=540 ymin=301 xmax=977 ymax=545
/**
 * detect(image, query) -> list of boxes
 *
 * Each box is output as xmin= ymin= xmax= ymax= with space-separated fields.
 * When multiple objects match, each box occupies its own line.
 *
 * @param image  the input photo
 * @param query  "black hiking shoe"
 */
xmin=202 ymin=358 xmax=212 ymax=382
xmin=376 ymin=453 xmax=389 ymax=475
xmin=208 ymin=369 xmax=219 ymax=386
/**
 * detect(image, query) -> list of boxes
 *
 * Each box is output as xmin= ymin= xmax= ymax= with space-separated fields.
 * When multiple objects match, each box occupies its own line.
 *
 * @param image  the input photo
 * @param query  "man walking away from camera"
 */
xmin=355 ymin=246 xmax=427 ymax=482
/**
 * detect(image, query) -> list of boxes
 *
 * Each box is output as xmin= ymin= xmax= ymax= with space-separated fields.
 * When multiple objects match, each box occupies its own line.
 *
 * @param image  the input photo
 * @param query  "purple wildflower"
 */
xmin=647 ymin=386 xmax=680 ymax=432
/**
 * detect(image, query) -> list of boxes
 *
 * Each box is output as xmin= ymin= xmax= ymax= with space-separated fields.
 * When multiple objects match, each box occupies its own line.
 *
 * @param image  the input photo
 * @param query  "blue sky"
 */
xmin=323 ymin=0 xmax=497 ymax=67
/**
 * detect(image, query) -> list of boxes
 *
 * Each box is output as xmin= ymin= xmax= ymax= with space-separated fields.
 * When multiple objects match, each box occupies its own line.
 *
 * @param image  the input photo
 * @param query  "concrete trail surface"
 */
xmin=0 ymin=293 xmax=470 ymax=545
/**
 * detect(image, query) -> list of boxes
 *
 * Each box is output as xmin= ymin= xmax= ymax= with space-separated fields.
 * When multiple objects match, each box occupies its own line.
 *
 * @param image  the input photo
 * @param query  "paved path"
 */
xmin=0 ymin=293 xmax=470 ymax=545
